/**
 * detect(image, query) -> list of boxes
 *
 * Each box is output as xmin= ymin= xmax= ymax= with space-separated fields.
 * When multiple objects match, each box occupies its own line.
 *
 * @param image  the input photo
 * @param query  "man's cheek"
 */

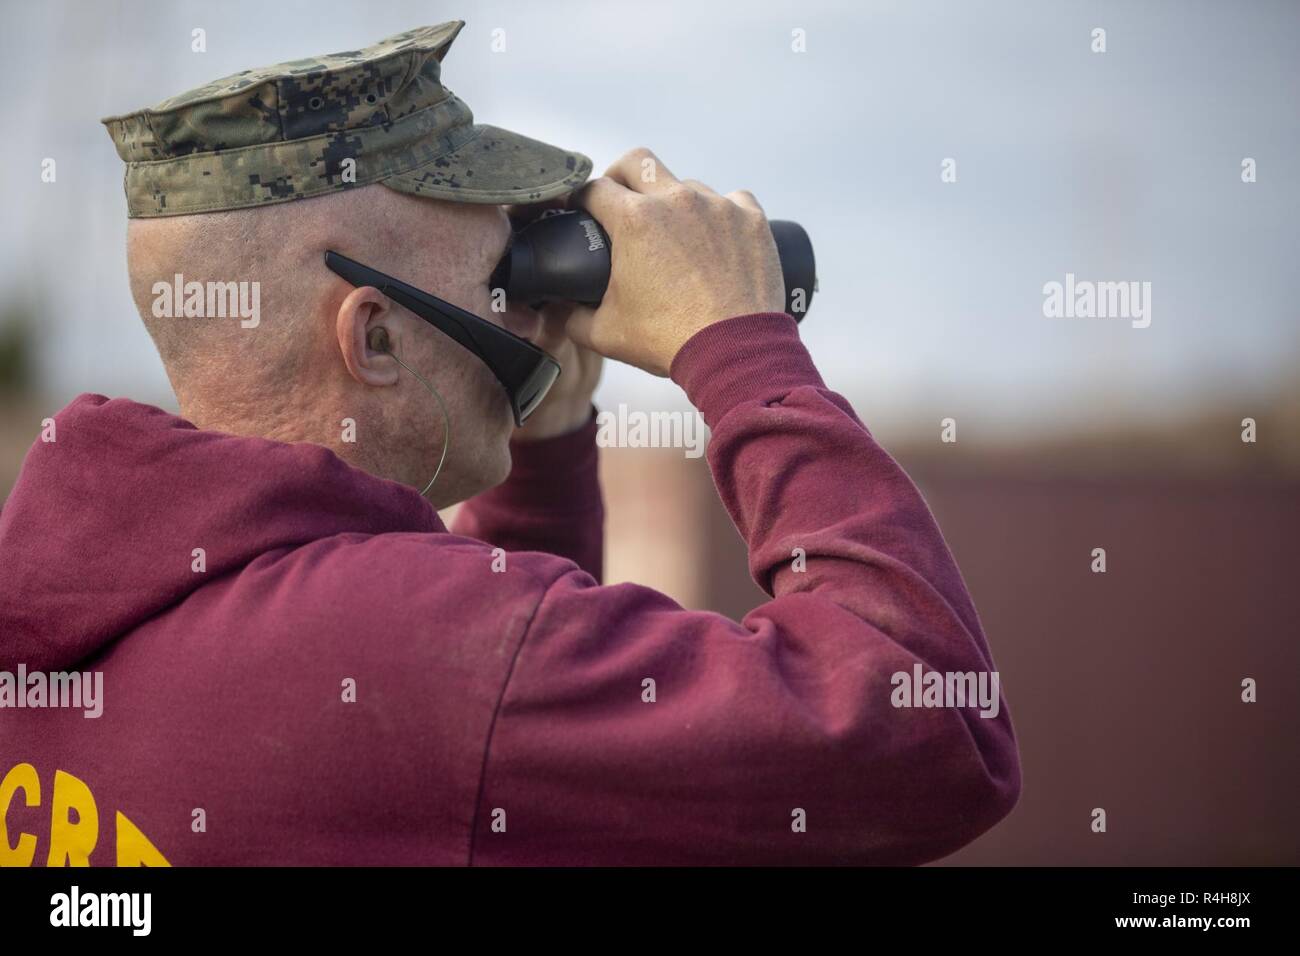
xmin=474 ymin=365 xmax=514 ymax=433
xmin=463 ymin=286 xmax=497 ymax=322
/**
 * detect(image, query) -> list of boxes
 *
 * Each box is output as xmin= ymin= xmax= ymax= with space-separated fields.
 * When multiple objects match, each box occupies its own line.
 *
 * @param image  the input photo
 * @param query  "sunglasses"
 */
xmin=324 ymin=250 xmax=561 ymax=426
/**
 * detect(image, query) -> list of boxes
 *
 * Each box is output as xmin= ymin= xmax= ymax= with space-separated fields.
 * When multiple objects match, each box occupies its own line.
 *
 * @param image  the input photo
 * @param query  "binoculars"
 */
xmin=491 ymin=210 xmax=816 ymax=319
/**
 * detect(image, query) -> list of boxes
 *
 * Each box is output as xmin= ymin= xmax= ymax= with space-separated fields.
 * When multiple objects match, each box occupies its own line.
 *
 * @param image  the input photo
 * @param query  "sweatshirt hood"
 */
xmin=0 ymin=394 xmax=441 ymax=672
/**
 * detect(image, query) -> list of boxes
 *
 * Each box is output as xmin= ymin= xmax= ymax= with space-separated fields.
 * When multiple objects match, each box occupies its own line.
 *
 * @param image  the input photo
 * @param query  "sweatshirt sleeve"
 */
xmin=451 ymin=409 xmax=604 ymax=582
xmin=470 ymin=313 xmax=1021 ymax=866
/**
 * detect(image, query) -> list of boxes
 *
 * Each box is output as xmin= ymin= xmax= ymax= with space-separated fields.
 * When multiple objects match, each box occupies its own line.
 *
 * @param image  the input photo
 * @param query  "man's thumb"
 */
xmin=563 ymin=304 xmax=600 ymax=351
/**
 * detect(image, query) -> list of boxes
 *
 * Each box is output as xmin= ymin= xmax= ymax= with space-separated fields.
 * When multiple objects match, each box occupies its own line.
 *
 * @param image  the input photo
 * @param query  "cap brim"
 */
xmin=381 ymin=124 xmax=591 ymax=205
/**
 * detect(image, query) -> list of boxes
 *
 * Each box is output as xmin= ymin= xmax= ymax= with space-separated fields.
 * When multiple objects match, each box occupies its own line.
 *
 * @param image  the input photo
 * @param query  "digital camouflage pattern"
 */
xmin=101 ymin=21 xmax=592 ymax=217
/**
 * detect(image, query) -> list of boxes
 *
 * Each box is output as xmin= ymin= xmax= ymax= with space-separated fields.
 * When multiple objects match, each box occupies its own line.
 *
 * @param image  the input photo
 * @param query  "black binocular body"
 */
xmin=491 ymin=210 xmax=816 ymax=319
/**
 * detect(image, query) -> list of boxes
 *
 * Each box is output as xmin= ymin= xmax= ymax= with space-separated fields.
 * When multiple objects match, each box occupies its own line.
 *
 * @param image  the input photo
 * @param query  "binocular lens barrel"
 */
xmin=492 ymin=210 xmax=816 ymax=319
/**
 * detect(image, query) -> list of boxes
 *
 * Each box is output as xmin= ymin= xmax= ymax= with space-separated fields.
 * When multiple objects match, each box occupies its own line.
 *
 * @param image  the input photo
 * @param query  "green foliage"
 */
xmin=0 ymin=301 xmax=36 ymax=395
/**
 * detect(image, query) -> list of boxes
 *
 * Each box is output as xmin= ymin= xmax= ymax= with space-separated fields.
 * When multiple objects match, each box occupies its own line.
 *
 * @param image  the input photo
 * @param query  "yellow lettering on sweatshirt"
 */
xmin=0 ymin=762 xmax=40 ymax=866
xmin=47 ymin=770 xmax=98 ymax=866
xmin=0 ymin=762 xmax=169 ymax=867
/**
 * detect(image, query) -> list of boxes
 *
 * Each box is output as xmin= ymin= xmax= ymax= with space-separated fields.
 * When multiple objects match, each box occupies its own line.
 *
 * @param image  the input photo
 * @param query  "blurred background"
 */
xmin=1 ymin=0 xmax=1296 ymax=864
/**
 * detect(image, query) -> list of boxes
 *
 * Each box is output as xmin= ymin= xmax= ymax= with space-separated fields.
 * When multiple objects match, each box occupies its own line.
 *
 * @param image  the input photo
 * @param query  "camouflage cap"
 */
xmin=100 ymin=21 xmax=592 ymax=218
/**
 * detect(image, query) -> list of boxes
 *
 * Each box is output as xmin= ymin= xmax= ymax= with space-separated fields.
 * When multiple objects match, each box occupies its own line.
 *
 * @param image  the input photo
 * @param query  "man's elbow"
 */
xmin=828 ymin=708 xmax=1021 ymax=866
xmin=936 ymin=748 xmax=1020 ymax=862
xmin=893 ymin=720 xmax=1022 ymax=865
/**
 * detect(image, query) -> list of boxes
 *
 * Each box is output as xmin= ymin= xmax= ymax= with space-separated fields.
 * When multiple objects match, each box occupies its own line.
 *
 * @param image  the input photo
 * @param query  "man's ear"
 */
xmin=336 ymin=285 xmax=399 ymax=386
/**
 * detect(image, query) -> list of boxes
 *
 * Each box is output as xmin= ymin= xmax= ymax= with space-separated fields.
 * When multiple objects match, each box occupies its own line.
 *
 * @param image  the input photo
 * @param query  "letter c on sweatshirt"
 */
xmin=1 ymin=762 xmax=40 ymax=866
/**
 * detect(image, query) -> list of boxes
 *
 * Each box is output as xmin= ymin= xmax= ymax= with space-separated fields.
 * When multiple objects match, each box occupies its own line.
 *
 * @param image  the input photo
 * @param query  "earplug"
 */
xmin=358 ymin=325 xmax=450 ymax=498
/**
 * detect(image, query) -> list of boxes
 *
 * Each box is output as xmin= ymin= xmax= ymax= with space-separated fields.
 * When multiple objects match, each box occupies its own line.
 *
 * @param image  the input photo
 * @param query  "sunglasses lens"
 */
xmin=515 ymin=357 xmax=562 ymax=424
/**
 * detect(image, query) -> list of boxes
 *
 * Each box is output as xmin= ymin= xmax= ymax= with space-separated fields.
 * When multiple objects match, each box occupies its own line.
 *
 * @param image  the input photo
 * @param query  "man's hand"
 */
xmin=567 ymin=148 xmax=787 ymax=377
xmin=501 ymin=200 xmax=603 ymax=442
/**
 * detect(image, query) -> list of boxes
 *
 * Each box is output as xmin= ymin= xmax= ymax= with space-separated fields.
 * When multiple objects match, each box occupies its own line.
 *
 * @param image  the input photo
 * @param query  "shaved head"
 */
xmin=125 ymin=184 xmax=537 ymax=505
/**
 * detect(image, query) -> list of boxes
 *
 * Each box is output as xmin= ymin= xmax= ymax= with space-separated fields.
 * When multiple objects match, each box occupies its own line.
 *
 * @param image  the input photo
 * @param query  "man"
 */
xmin=0 ymin=22 xmax=1019 ymax=865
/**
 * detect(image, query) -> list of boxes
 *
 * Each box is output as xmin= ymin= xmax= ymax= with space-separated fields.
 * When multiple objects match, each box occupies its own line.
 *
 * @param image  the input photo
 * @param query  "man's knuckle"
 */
xmin=665 ymin=183 xmax=697 ymax=207
xmin=621 ymin=198 xmax=653 ymax=230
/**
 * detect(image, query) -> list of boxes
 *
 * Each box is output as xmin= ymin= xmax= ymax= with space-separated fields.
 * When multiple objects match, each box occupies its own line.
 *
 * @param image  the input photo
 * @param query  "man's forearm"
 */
xmin=472 ymin=312 xmax=1019 ymax=864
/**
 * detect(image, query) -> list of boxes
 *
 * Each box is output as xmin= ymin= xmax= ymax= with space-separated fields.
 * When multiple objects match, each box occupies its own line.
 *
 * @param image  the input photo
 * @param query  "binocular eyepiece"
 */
xmin=490 ymin=210 xmax=816 ymax=319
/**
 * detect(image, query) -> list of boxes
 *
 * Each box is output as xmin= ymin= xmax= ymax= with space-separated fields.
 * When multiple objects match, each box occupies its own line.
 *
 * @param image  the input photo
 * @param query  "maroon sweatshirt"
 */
xmin=0 ymin=313 xmax=1019 ymax=866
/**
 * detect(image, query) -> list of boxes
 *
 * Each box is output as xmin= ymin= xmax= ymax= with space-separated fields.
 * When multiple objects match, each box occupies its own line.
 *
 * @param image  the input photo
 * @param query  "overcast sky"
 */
xmin=2 ymin=0 xmax=1296 ymax=436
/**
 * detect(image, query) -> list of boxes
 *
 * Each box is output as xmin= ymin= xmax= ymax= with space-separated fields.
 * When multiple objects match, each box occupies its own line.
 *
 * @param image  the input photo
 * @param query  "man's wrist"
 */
xmin=669 ymin=313 xmax=822 ymax=428
xmin=513 ymin=398 xmax=597 ymax=442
